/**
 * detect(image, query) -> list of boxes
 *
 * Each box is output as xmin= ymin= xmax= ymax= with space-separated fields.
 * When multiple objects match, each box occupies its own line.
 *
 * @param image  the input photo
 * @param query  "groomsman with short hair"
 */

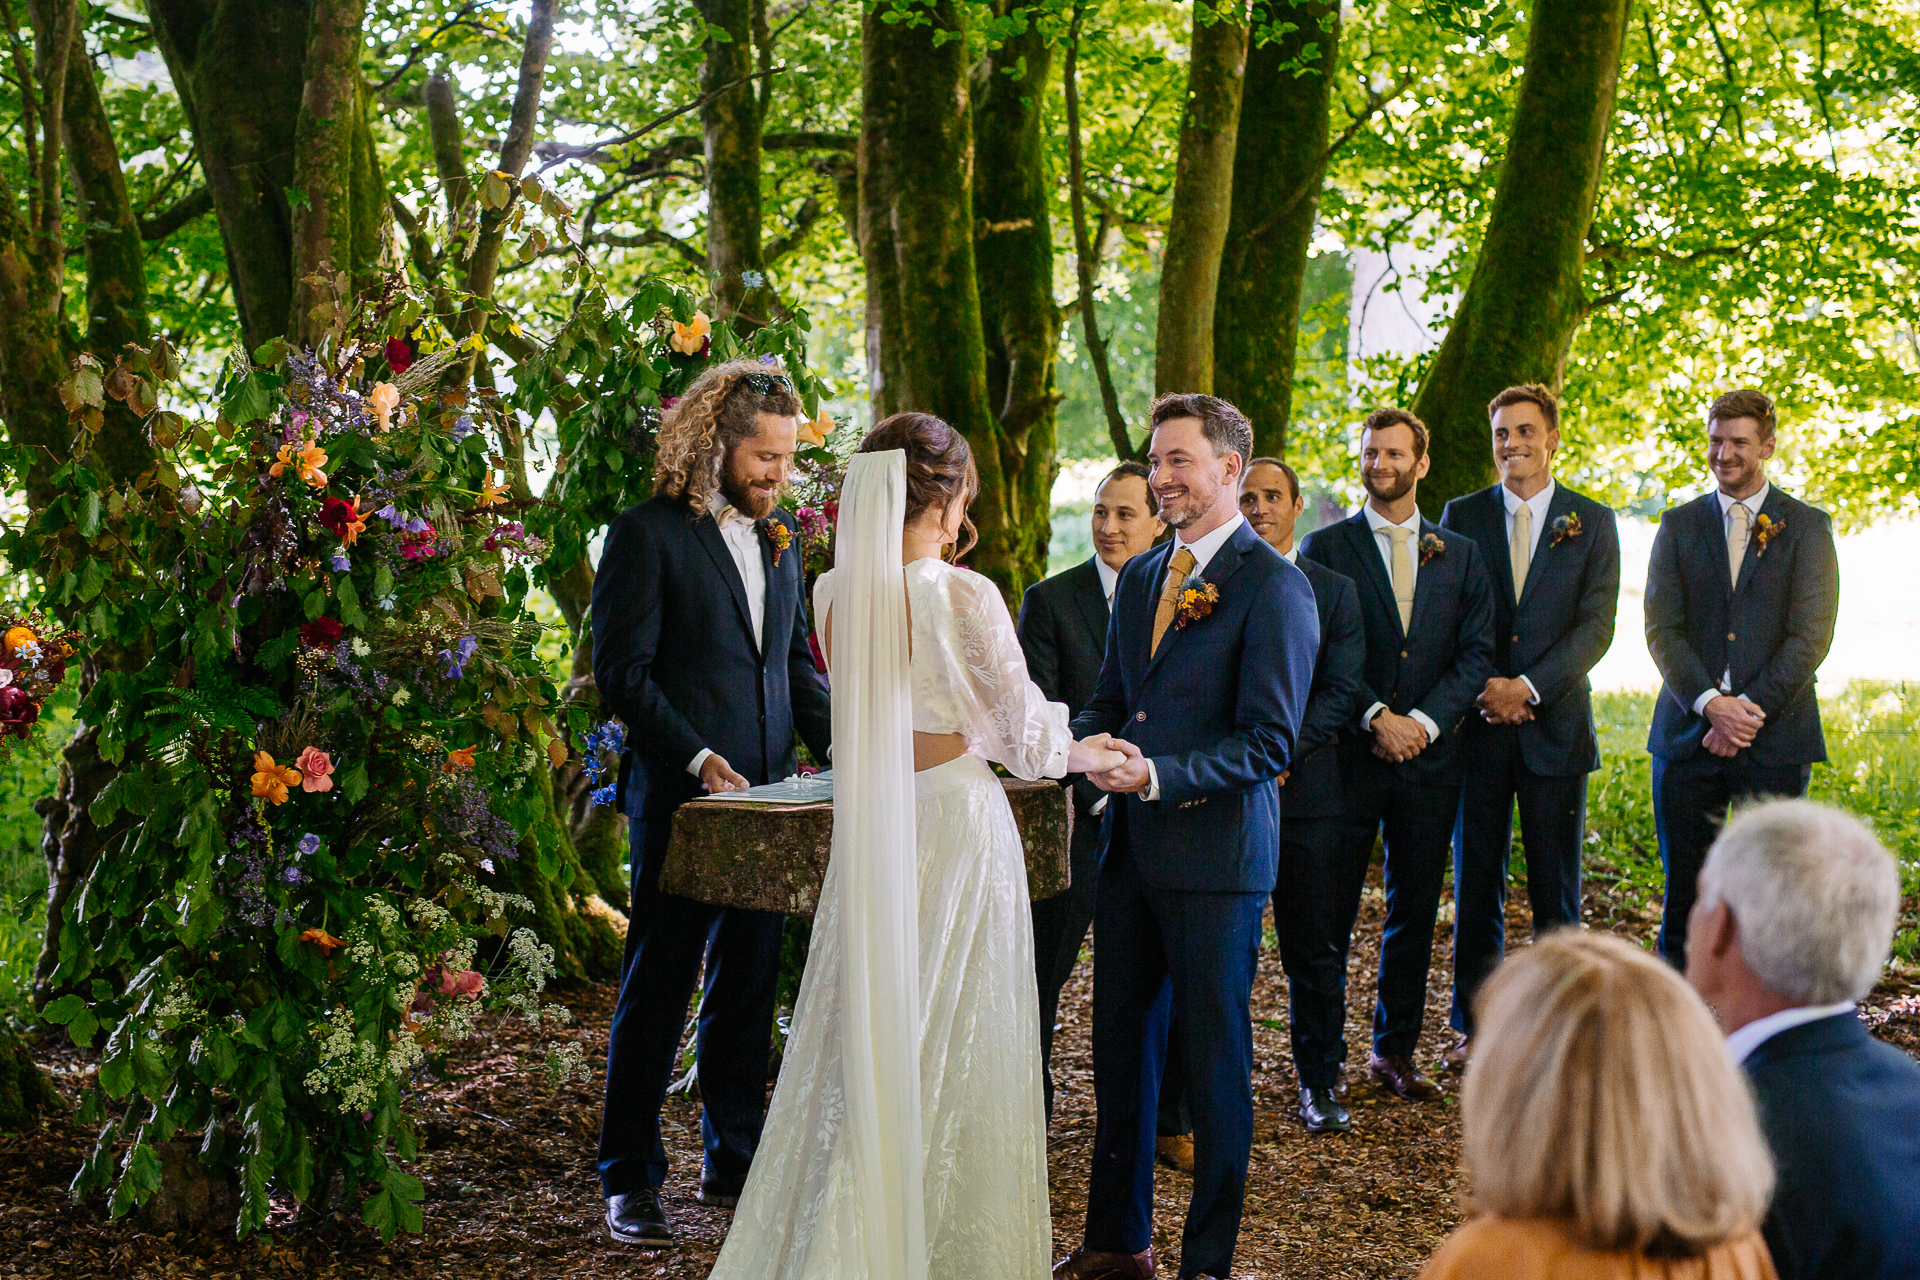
xmin=1439 ymin=385 xmax=1620 ymax=1069
xmin=1300 ymin=409 xmax=1495 ymax=1103
xmin=1644 ymin=388 xmax=1839 ymax=970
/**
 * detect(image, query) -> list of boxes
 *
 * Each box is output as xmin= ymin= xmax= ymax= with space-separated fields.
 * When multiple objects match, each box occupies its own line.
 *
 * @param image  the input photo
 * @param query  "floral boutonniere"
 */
xmin=1753 ymin=513 xmax=1785 ymax=557
xmin=760 ymin=517 xmax=792 ymax=567
xmin=1174 ymin=575 xmax=1221 ymax=630
xmin=1418 ymin=532 xmax=1447 ymax=565
xmin=1548 ymin=511 xmax=1584 ymax=547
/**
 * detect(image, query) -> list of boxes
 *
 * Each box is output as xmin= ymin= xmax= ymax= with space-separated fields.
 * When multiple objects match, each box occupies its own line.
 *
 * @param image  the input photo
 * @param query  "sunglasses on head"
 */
xmin=741 ymin=372 xmax=793 ymax=396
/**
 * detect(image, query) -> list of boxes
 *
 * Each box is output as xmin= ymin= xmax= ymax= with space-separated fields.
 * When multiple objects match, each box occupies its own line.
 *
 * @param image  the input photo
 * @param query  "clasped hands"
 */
xmin=1476 ymin=676 xmax=1535 ymax=726
xmin=1702 ymin=694 xmax=1765 ymax=758
xmin=1073 ymin=733 xmax=1152 ymax=794
xmin=1369 ymin=710 xmax=1430 ymax=763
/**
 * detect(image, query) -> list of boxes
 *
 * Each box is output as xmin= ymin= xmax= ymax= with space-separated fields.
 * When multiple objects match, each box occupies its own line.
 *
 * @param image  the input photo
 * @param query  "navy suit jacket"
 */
xmin=1644 ymin=487 xmax=1839 ymax=766
xmin=1440 ymin=483 xmax=1620 ymax=776
xmin=1745 ymin=1012 xmax=1920 ymax=1280
xmin=1299 ymin=511 xmax=1496 ymax=788
xmin=1019 ymin=556 xmax=1111 ymax=815
xmin=591 ymin=494 xmax=833 ymax=832
xmin=1282 ymin=555 xmax=1365 ymax=820
xmin=1071 ymin=521 xmax=1318 ymax=894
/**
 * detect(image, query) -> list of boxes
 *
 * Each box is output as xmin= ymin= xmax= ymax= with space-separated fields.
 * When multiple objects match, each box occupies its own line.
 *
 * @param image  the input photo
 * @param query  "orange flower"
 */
xmin=299 ymin=927 xmax=344 ymax=954
xmin=367 ymin=382 xmax=401 ymax=433
xmin=250 ymin=750 xmax=303 ymax=804
xmin=795 ymin=408 xmax=833 ymax=449
xmin=669 ymin=311 xmax=711 ymax=356
xmin=476 ymin=472 xmax=507 ymax=508
xmin=2 ymin=626 xmax=36 ymax=654
xmin=270 ymin=440 xmax=329 ymax=489
xmin=444 ymin=746 xmax=477 ymax=773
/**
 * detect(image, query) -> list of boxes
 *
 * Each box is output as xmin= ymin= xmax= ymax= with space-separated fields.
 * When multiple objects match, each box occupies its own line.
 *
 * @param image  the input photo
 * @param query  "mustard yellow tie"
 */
xmin=1727 ymin=502 xmax=1750 ymax=587
xmin=1151 ymin=548 xmax=1198 ymax=656
xmin=1510 ymin=503 xmax=1532 ymax=604
xmin=1388 ymin=526 xmax=1415 ymax=632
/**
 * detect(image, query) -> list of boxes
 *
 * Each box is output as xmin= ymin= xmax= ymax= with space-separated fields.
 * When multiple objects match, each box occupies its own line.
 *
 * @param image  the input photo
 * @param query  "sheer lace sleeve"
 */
xmin=811 ymin=568 xmax=835 ymax=677
xmin=933 ymin=566 xmax=1072 ymax=781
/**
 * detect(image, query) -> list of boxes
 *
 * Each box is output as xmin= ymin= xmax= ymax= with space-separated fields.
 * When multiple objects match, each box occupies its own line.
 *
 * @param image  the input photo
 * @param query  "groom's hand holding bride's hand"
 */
xmin=1085 ymin=737 xmax=1152 ymax=794
xmin=1068 ymin=733 xmax=1130 ymax=778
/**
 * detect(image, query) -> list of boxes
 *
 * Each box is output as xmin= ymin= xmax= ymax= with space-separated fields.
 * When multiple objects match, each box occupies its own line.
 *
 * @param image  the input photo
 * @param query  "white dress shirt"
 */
xmin=689 ymin=499 xmax=772 ymax=777
xmin=1691 ymin=482 xmax=1771 ymax=717
xmin=1725 ymin=1000 xmax=1854 ymax=1065
xmin=1503 ymin=480 xmax=1555 ymax=705
xmin=1095 ymin=555 xmax=1120 ymax=609
xmin=1281 ymin=547 xmax=1297 ymax=564
xmin=1358 ymin=504 xmax=1440 ymax=744
xmin=1141 ymin=513 xmax=1245 ymax=802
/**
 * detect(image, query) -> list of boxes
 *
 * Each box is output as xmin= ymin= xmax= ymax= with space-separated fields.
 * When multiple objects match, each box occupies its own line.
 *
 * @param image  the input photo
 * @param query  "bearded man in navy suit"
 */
xmin=1644 ymin=387 xmax=1839 ymax=970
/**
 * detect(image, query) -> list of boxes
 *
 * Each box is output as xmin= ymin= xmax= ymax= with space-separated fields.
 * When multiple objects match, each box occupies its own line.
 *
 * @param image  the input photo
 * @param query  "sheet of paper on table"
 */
xmin=689 ymin=769 xmax=835 ymax=806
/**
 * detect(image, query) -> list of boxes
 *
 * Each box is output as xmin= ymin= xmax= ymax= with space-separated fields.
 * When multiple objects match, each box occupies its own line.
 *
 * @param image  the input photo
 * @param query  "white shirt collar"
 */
xmin=1717 ymin=481 xmax=1769 ymax=518
xmin=1282 ymin=547 xmax=1297 ymax=564
xmin=1093 ymin=555 xmax=1120 ymax=605
xmin=1172 ymin=511 xmax=1245 ymax=576
xmin=1502 ymin=478 xmax=1555 ymax=519
xmin=1724 ymin=1000 xmax=1854 ymax=1065
xmin=1362 ymin=503 xmax=1422 ymax=536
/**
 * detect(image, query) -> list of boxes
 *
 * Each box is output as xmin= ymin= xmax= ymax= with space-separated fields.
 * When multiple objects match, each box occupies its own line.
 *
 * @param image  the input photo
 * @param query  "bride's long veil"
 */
xmin=828 ymin=449 xmax=926 ymax=1279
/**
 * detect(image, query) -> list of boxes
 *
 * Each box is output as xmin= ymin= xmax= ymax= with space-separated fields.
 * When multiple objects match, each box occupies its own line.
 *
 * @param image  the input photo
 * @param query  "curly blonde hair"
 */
xmin=653 ymin=358 xmax=803 ymax=515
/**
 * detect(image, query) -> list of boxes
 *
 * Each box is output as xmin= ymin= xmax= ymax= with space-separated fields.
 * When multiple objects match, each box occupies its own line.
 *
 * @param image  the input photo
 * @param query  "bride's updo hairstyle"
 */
xmin=857 ymin=412 xmax=981 ymax=560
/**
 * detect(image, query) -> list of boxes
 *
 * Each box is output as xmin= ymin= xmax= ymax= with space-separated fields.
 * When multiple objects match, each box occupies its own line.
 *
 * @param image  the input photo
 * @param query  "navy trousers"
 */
xmin=1274 ymin=812 xmax=1365 ymax=1088
xmin=1449 ymin=732 xmax=1587 ymax=1035
xmin=1031 ymin=799 xmax=1104 ymax=1116
xmin=1653 ymin=751 xmax=1811 ymax=970
xmin=595 ymin=813 xmax=784 ymax=1196
xmin=1340 ymin=770 xmax=1461 ymax=1060
xmin=1085 ymin=822 xmax=1265 ymax=1280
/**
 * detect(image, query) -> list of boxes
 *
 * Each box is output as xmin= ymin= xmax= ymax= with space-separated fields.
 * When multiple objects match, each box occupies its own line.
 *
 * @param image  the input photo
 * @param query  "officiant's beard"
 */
xmin=1363 ymin=466 xmax=1417 ymax=504
xmin=721 ymin=457 xmax=780 ymax=520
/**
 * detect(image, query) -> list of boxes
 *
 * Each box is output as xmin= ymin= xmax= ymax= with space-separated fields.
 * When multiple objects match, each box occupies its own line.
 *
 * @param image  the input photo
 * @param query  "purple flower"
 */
xmin=281 ymin=865 xmax=306 ymax=885
xmin=375 ymin=504 xmax=400 ymax=524
xmin=439 ymin=636 xmax=478 ymax=679
xmin=298 ymin=832 xmax=321 ymax=858
xmin=589 ymin=783 xmax=618 ymax=808
xmin=403 ymin=515 xmax=432 ymax=535
xmin=451 ymin=415 xmax=476 ymax=441
xmin=330 ymin=551 xmax=350 ymax=572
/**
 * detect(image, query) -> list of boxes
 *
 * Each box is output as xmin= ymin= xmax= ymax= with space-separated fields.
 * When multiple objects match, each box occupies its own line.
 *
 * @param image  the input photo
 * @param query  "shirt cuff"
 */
xmin=1691 ymin=688 xmax=1719 ymax=717
xmin=688 ymin=748 xmax=713 ymax=778
xmin=1519 ymin=675 xmax=1541 ymax=705
xmin=1409 ymin=709 xmax=1439 ymax=743
xmin=1143 ymin=758 xmax=1161 ymax=803
xmin=1361 ymin=701 xmax=1387 ymax=732
xmin=1090 ymin=794 xmax=1109 ymax=817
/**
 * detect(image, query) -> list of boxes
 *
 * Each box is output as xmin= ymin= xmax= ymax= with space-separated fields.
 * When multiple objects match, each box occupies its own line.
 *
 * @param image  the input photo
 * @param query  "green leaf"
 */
xmin=67 ymin=1008 xmax=99 ymax=1048
xmin=252 ymin=338 xmax=292 ymax=368
xmin=126 ymin=1142 xmax=163 ymax=1198
xmin=340 ymin=759 xmax=370 ymax=804
xmin=42 ymin=993 xmax=85 ymax=1024
xmin=222 ymin=371 xmax=271 ymax=426
xmin=303 ymin=590 xmax=326 ymax=621
xmin=80 ymin=488 xmax=102 ymax=537
xmin=77 ymin=557 xmax=104 ymax=602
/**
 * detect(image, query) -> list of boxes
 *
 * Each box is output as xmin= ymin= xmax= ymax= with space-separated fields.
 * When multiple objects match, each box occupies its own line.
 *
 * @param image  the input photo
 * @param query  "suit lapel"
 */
xmin=1344 ymin=512 xmax=1404 ymax=639
xmin=1407 ymin=519 xmax=1446 ymax=639
xmin=1144 ymin=524 xmax=1250 ymax=680
xmin=1515 ymin=484 xmax=1577 ymax=614
xmin=1071 ymin=558 xmax=1110 ymax=656
xmin=693 ymin=512 xmax=760 ymax=656
xmin=759 ymin=515 xmax=789 ymax=655
xmin=1733 ymin=486 xmax=1787 ymax=596
xmin=1485 ymin=487 xmax=1518 ymax=606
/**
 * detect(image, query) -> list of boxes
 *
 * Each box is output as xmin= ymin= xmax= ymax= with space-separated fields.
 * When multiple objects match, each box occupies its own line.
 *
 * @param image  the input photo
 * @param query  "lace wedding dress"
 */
xmin=708 ymin=451 xmax=1071 ymax=1280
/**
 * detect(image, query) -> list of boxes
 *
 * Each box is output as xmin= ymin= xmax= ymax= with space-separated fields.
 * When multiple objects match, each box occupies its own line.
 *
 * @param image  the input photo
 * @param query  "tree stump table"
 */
xmin=661 ymin=778 xmax=1074 ymax=917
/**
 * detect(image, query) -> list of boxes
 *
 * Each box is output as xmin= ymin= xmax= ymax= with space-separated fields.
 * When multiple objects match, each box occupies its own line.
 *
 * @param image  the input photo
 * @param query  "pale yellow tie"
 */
xmin=1151 ymin=548 xmax=1198 ymax=656
xmin=1510 ymin=503 xmax=1532 ymax=604
xmin=1727 ymin=502 xmax=1750 ymax=587
xmin=1388 ymin=526 xmax=1415 ymax=632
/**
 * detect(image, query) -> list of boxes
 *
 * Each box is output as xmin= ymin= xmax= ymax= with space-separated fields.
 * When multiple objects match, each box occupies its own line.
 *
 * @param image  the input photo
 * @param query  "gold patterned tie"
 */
xmin=1510 ymin=503 xmax=1532 ymax=604
xmin=1389 ymin=526 xmax=1415 ymax=632
xmin=1727 ymin=502 xmax=1750 ymax=587
xmin=1151 ymin=548 xmax=1198 ymax=656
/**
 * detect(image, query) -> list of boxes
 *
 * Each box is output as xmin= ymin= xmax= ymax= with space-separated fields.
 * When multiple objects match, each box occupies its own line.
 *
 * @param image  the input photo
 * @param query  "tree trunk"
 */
xmin=1409 ymin=0 xmax=1630 ymax=514
xmin=148 ymin=0 xmax=312 ymax=353
xmin=288 ymin=0 xmax=371 ymax=346
xmin=970 ymin=4 xmax=1060 ymax=595
xmin=61 ymin=29 xmax=149 ymax=360
xmin=1156 ymin=0 xmax=1249 ymax=396
xmin=0 ymin=1023 xmax=59 ymax=1131
xmin=696 ymin=0 xmax=770 ymax=323
xmin=1212 ymin=1 xmax=1338 ymax=457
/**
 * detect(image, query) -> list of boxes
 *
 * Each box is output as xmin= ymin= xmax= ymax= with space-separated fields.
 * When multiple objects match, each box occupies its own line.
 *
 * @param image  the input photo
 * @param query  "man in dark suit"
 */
xmin=1439 ymin=384 xmax=1620 ymax=1069
xmin=1018 ymin=459 xmax=1164 ymax=1119
xmin=1239 ymin=456 xmax=1366 ymax=1134
xmin=1056 ymin=395 xmax=1318 ymax=1280
xmin=1299 ymin=408 xmax=1495 ymax=1104
xmin=1685 ymin=799 xmax=1920 ymax=1280
xmin=1644 ymin=387 xmax=1839 ymax=969
xmin=591 ymin=361 xmax=832 ymax=1246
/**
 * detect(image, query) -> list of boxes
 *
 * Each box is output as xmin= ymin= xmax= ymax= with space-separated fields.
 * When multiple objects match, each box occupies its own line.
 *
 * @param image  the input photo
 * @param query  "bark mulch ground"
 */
xmin=6 ymin=867 xmax=1918 ymax=1279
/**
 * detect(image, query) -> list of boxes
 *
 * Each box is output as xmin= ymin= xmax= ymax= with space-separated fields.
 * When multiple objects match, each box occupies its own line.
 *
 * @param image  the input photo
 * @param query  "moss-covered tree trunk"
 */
xmin=1213 ymin=1 xmax=1338 ymax=457
xmin=1409 ymin=0 xmax=1630 ymax=514
xmin=288 ymin=0 xmax=372 ymax=346
xmin=697 ymin=0 xmax=769 ymax=324
xmin=970 ymin=4 xmax=1060 ymax=596
xmin=1156 ymin=0 xmax=1249 ymax=396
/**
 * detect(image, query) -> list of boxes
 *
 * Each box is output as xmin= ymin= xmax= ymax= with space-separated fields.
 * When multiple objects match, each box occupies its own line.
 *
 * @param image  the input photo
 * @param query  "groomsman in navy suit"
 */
xmin=1300 ymin=408 xmax=1494 ymax=1104
xmin=591 ymin=362 xmax=832 ymax=1246
xmin=1644 ymin=387 xmax=1839 ymax=970
xmin=1439 ymin=385 xmax=1620 ymax=1068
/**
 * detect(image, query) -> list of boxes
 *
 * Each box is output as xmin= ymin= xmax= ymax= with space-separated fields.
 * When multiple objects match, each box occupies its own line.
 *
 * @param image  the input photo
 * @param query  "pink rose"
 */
xmin=296 ymin=746 xmax=335 ymax=793
xmin=436 ymin=967 xmax=485 ymax=1000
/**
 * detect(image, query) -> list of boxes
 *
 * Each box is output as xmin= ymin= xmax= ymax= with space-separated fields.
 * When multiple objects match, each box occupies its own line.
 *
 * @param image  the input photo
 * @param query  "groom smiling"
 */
xmin=1059 ymin=395 xmax=1319 ymax=1280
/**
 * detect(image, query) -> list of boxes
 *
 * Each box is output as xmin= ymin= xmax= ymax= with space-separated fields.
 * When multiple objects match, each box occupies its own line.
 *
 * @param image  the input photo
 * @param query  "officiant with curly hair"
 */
xmin=590 ymin=359 xmax=832 ymax=1248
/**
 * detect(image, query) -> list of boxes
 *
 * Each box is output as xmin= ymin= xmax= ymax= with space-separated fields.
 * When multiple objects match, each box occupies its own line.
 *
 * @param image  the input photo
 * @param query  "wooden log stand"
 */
xmin=661 ymin=778 xmax=1074 ymax=918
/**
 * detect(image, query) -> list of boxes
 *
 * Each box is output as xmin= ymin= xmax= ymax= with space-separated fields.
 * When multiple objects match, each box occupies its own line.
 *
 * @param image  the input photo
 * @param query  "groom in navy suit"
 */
xmin=591 ymin=361 xmax=832 ymax=1246
xmin=1057 ymin=394 xmax=1319 ymax=1280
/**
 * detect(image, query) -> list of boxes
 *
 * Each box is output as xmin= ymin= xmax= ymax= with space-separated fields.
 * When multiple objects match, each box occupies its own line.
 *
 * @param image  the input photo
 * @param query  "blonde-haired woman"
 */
xmin=1421 ymin=931 xmax=1778 ymax=1279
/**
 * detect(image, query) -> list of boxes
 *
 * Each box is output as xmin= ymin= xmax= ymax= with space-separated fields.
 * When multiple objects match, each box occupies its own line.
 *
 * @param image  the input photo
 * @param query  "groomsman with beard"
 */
xmin=1438 ymin=385 xmax=1620 ymax=1070
xmin=1644 ymin=388 xmax=1839 ymax=970
xmin=1018 ymin=460 xmax=1165 ymax=1117
xmin=1299 ymin=408 xmax=1494 ymax=1103
xmin=591 ymin=361 xmax=833 ymax=1246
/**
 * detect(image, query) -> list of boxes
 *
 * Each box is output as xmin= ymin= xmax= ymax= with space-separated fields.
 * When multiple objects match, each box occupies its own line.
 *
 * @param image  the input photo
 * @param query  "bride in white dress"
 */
xmin=708 ymin=413 xmax=1129 ymax=1280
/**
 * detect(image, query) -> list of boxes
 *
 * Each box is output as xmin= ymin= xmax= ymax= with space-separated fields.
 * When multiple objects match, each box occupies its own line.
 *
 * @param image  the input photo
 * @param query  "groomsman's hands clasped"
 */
xmin=1701 ymin=694 xmax=1766 ymax=758
xmin=1369 ymin=709 xmax=1429 ymax=763
xmin=1475 ymin=676 xmax=1536 ymax=725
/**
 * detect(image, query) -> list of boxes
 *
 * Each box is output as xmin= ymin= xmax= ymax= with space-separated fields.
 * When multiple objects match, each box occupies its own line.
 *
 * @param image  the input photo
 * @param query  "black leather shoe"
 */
xmin=1369 ymin=1052 xmax=1443 ymax=1101
xmin=1297 ymin=1085 xmax=1351 ymax=1135
xmin=606 ymin=1189 xmax=673 ymax=1245
xmin=699 ymin=1181 xmax=744 ymax=1209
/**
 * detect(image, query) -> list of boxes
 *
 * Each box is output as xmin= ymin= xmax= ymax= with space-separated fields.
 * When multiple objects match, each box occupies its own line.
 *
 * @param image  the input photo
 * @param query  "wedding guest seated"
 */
xmin=1685 ymin=799 xmax=1920 ymax=1280
xmin=1421 ymin=930 xmax=1777 ymax=1280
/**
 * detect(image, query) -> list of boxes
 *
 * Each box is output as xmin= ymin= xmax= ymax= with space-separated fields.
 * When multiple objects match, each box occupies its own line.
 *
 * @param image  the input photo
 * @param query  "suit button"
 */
xmin=1400 ymin=649 xmax=1409 ymax=658
xmin=1512 ymin=634 xmax=1520 ymax=643
xmin=1135 ymin=711 xmax=1147 ymax=722
xmin=1728 ymin=632 xmax=1736 ymax=641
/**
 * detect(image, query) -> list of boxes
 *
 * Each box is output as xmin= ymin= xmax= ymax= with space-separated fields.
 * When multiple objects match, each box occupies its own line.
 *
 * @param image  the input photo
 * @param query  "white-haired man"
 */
xmin=1686 ymin=799 xmax=1920 ymax=1280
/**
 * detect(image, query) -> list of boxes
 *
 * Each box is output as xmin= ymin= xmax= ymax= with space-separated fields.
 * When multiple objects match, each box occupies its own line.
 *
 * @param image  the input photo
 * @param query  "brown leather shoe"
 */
xmin=1053 ymin=1244 xmax=1157 ymax=1279
xmin=1369 ymin=1052 xmax=1443 ymax=1100
xmin=1443 ymin=1033 xmax=1472 ymax=1073
xmin=1331 ymin=1065 xmax=1350 ymax=1102
xmin=1154 ymin=1134 xmax=1194 ymax=1174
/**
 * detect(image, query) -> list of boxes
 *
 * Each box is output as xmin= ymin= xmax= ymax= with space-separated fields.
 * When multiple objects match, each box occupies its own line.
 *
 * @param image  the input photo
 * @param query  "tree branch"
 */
xmin=1241 ymin=69 xmax=1416 ymax=246
xmin=1064 ymin=2 xmax=1133 ymax=462
xmin=370 ymin=1 xmax=488 ymax=93
xmin=139 ymin=185 xmax=211 ymax=239
xmin=531 ymin=69 xmax=784 ymax=173
xmin=762 ymin=194 xmax=821 ymax=264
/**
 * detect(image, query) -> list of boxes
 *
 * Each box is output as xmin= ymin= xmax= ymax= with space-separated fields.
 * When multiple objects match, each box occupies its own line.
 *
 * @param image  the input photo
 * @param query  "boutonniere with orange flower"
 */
xmin=1548 ymin=512 xmax=1583 ymax=547
xmin=1753 ymin=513 xmax=1785 ymax=557
xmin=1173 ymin=575 xmax=1221 ymax=630
xmin=270 ymin=440 xmax=329 ymax=489
xmin=760 ymin=517 xmax=792 ymax=566
xmin=670 ymin=311 xmax=712 ymax=357
xmin=250 ymin=750 xmax=303 ymax=804
xmin=1418 ymin=532 xmax=1447 ymax=565
xmin=795 ymin=407 xmax=833 ymax=449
